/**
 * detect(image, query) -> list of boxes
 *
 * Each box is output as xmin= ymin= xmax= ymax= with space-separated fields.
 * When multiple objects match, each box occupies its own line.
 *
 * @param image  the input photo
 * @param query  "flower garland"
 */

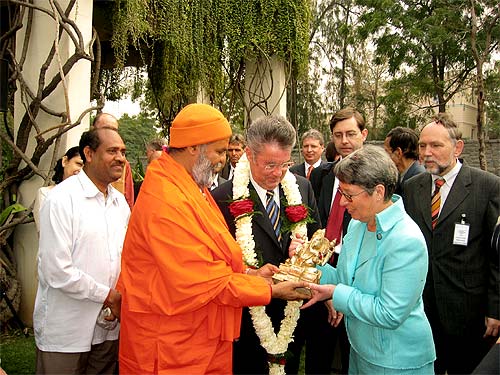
xmin=231 ymin=153 xmax=306 ymax=375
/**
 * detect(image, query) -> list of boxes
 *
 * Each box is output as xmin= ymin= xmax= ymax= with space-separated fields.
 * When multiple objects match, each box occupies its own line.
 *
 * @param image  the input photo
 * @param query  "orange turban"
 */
xmin=169 ymin=103 xmax=232 ymax=148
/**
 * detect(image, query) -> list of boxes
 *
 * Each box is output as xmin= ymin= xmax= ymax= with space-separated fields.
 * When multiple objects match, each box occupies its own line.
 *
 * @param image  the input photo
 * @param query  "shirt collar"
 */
xmin=431 ymin=158 xmax=462 ymax=187
xmin=77 ymin=170 xmax=120 ymax=204
xmin=305 ymin=159 xmax=322 ymax=170
xmin=249 ymin=172 xmax=280 ymax=205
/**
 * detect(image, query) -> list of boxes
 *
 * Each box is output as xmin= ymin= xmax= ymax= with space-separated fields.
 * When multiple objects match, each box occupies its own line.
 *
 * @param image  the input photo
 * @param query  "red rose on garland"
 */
xmin=229 ymin=198 xmax=254 ymax=218
xmin=285 ymin=204 xmax=309 ymax=223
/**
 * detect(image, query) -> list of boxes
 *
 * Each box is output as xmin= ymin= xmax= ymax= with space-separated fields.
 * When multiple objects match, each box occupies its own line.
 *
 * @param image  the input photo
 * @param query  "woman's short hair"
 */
xmin=334 ymin=145 xmax=398 ymax=201
xmin=52 ymin=146 xmax=80 ymax=184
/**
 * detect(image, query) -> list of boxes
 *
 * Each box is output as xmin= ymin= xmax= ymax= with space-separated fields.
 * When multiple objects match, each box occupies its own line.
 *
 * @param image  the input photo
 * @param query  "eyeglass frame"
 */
xmin=337 ymin=187 xmax=367 ymax=202
xmin=250 ymin=151 xmax=294 ymax=172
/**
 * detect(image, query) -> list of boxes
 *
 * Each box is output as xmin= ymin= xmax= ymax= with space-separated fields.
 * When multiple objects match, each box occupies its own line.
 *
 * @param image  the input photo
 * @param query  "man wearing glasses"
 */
xmin=212 ymin=115 xmax=323 ymax=374
xmin=308 ymin=106 xmax=368 ymax=374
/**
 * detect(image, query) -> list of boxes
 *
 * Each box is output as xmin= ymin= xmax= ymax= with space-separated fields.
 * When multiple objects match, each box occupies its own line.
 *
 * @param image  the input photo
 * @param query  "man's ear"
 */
xmin=187 ymin=145 xmax=199 ymax=156
xmin=83 ymin=146 xmax=93 ymax=164
xmin=245 ymin=147 xmax=252 ymax=160
xmin=454 ymin=139 xmax=464 ymax=158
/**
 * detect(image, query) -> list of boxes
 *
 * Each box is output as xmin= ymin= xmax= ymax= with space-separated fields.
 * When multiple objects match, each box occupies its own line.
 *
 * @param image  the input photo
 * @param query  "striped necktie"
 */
xmin=266 ymin=190 xmax=281 ymax=241
xmin=431 ymin=178 xmax=445 ymax=229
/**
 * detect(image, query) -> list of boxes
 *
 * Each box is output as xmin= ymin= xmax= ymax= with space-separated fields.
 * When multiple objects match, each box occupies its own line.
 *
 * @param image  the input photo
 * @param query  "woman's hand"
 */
xmin=300 ymin=283 xmax=335 ymax=309
xmin=324 ymin=299 xmax=343 ymax=327
xmin=288 ymin=234 xmax=305 ymax=258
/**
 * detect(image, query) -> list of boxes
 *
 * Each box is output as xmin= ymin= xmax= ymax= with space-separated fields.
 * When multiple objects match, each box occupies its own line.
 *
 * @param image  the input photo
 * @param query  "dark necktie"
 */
xmin=266 ymin=190 xmax=281 ymax=241
xmin=306 ymin=165 xmax=314 ymax=180
xmin=431 ymin=178 xmax=445 ymax=229
xmin=325 ymin=189 xmax=345 ymax=245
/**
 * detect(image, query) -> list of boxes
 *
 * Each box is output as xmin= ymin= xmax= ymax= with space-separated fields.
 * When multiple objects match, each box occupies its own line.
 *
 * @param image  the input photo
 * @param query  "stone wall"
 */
xmin=367 ymin=139 xmax=500 ymax=177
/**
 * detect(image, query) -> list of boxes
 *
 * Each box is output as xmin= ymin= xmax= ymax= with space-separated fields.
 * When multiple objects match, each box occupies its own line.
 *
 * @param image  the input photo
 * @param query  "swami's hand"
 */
xmin=271 ymin=281 xmax=310 ymax=301
xmin=301 ymin=283 xmax=335 ymax=309
xmin=484 ymin=316 xmax=500 ymax=338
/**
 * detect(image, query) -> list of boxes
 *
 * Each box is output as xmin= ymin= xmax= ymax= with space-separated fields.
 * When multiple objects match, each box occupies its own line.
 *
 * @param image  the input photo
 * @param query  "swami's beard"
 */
xmin=192 ymin=152 xmax=223 ymax=189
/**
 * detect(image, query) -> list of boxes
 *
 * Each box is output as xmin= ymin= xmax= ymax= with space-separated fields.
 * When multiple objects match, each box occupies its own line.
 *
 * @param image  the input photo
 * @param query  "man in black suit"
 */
xmin=383 ymin=126 xmax=425 ymax=195
xmin=220 ymin=133 xmax=246 ymax=180
xmin=289 ymin=129 xmax=327 ymax=180
xmin=212 ymin=115 xmax=326 ymax=374
xmin=403 ymin=113 xmax=500 ymax=374
xmin=308 ymin=107 xmax=367 ymax=374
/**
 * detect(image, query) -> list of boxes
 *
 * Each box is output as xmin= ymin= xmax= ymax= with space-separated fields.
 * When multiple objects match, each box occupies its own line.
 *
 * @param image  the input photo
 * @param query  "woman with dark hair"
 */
xmin=33 ymin=146 xmax=83 ymax=232
xmin=302 ymin=145 xmax=436 ymax=374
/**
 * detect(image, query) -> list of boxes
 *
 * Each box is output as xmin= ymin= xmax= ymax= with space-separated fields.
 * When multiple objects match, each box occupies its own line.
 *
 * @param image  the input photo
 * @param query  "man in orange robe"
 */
xmin=118 ymin=103 xmax=309 ymax=374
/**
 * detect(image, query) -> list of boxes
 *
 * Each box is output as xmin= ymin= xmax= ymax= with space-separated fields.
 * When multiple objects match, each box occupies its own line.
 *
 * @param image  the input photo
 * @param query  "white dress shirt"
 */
xmin=431 ymin=159 xmax=462 ymax=212
xmin=34 ymin=171 xmax=130 ymax=352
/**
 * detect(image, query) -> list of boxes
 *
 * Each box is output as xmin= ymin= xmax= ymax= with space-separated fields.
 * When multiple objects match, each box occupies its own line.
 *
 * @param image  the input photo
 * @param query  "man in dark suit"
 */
xmin=308 ymin=107 xmax=367 ymax=374
xmin=212 ymin=115 xmax=327 ymax=374
xmin=403 ymin=113 xmax=500 ymax=374
xmin=220 ymin=133 xmax=246 ymax=180
xmin=383 ymin=126 xmax=424 ymax=195
xmin=289 ymin=129 xmax=327 ymax=180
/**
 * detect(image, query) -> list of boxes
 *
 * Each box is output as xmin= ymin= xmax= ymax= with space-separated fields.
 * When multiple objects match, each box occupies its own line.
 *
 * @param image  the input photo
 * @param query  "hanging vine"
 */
xmin=111 ymin=0 xmax=311 ymax=125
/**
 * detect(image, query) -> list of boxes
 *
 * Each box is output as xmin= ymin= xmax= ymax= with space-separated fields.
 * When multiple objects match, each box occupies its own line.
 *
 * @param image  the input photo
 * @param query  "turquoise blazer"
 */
xmin=318 ymin=196 xmax=436 ymax=369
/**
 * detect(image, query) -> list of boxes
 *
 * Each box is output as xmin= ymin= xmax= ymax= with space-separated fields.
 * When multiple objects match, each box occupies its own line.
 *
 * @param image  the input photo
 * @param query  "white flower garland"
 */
xmin=233 ymin=153 xmax=305 ymax=375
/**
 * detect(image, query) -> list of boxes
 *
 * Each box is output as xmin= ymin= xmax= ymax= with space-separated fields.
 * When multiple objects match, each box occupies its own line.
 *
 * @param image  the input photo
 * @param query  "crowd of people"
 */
xmin=33 ymin=104 xmax=499 ymax=375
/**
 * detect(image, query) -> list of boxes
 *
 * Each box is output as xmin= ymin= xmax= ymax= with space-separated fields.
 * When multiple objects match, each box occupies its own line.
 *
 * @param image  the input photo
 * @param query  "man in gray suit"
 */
xmin=289 ymin=129 xmax=326 ymax=179
xmin=212 ymin=115 xmax=326 ymax=374
xmin=383 ymin=126 xmax=425 ymax=195
xmin=403 ymin=113 xmax=500 ymax=374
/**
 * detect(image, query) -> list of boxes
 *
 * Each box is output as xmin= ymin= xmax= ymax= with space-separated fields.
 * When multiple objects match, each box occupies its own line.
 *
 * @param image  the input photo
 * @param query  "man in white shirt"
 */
xmin=34 ymin=127 xmax=130 ymax=374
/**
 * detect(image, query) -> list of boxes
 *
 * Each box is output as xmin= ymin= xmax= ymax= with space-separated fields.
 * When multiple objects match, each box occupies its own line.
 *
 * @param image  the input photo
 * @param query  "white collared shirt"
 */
xmin=431 ymin=159 xmax=462 ymax=212
xmin=304 ymin=159 xmax=322 ymax=175
xmin=34 ymin=170 xmax=130 ymax=352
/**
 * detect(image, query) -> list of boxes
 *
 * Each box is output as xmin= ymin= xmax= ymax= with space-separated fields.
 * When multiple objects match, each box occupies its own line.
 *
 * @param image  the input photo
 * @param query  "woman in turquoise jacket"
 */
xmin=303 ymin=145 xmax=436 ymax=374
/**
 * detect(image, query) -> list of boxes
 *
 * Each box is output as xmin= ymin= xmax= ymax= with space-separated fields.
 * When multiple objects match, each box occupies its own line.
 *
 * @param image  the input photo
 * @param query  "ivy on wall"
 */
xmin=111 ymin=0 xmax=310 ymax=122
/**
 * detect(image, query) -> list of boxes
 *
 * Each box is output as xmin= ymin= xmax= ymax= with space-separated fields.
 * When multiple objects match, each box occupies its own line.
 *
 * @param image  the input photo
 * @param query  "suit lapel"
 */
xmin=321 ymin=173 xmax=335 ymax=216
xmin=416 ymin=173 xmax=433 ymax=232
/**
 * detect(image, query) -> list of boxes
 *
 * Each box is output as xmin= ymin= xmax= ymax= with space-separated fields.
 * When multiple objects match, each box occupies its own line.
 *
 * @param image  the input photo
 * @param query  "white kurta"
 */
xmin=34 ymin=171 xmax=130 ymax=352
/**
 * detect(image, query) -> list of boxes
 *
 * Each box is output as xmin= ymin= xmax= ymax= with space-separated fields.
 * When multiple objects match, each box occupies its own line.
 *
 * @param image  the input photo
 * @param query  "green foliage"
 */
xmin=111 ymin=0 xmax=311 ymax=117
xmin=485 ymin=64 xmax=500 ymax=138
xmin=117 ymin=113 xmax=159 ymax=170
xmin=357 ymin=0 xmax=476 ymax=110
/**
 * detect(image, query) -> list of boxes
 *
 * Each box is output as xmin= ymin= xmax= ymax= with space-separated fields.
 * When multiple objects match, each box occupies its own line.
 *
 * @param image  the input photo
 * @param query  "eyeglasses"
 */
xmin=337 ymin=187 xmax=366 ymax=202
xmin=332 ymin=131 xmax=360 ymax=140
xmin=263 ymin=161 xmax=294 ymax=172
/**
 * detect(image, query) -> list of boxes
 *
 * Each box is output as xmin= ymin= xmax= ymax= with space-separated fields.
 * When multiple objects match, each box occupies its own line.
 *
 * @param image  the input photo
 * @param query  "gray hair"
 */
xmin=334 ymin=145 xmax=398 ymax=201
xmin=246 ymin=115 xmax=296 ymax=153
xmin=301 ymin=129 xmax=325 ymax=146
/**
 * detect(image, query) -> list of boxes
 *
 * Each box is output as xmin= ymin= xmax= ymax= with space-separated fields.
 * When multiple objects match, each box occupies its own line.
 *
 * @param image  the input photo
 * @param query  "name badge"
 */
xmin=453 ymin=222 xmax=469 ymax=246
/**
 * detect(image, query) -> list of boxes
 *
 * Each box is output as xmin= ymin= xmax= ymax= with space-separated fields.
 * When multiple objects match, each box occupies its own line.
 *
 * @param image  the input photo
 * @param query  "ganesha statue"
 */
xmin=272 ymin=229 xmax=336 ymax=295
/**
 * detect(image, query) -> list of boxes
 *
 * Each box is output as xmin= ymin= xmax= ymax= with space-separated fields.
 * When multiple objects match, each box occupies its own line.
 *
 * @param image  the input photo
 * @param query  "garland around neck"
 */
xmin=232 ymin=153 xmax=305 ymax=375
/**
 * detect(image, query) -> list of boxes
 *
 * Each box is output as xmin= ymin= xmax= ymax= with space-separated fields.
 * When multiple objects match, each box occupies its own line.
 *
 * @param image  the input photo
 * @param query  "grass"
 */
xmin=0 ymin=329 xmax=36 ymax=375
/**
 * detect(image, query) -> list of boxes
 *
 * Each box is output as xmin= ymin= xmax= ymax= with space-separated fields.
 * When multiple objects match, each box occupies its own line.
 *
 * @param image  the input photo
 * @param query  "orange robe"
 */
xmin=118 ymin=152 xmax=271 ymax=374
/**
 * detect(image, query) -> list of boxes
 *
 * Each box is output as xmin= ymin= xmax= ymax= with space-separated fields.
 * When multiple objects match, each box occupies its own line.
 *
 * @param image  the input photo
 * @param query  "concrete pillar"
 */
xmin=13 ymin=0 xmax=93 ymax=325
xmin=244 ymin=56 xmax=287 ymax=124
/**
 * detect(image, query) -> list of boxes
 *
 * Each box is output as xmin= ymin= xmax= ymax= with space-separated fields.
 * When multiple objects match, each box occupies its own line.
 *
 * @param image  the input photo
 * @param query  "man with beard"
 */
xmin=34 ymin=127 xmax=129 ymax=374
xmin=117 ymin=104 xmax=309 ymax=374
xmin=403 ymin=113 xmax=500 ymax=374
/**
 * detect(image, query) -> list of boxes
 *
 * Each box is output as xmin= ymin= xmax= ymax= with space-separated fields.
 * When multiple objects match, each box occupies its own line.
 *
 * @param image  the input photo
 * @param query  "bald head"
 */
xmin=93 ymin=113 xmax=119 ymax=130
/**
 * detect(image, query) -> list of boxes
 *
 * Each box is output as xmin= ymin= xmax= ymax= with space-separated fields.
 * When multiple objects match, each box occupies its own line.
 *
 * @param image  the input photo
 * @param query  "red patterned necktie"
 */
xmin=306 ymin=165 xmax=314 ymax=180
xmin=431 ymin=178 xmax=445 ymax=229
xmin=325 ymin=189 xmax=345 ymax=244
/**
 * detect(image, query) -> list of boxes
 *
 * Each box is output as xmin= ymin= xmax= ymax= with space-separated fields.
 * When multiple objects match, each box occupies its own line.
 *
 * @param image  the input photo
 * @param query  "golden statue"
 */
xmin=273 ymin=229 xmax=336 ymax=295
